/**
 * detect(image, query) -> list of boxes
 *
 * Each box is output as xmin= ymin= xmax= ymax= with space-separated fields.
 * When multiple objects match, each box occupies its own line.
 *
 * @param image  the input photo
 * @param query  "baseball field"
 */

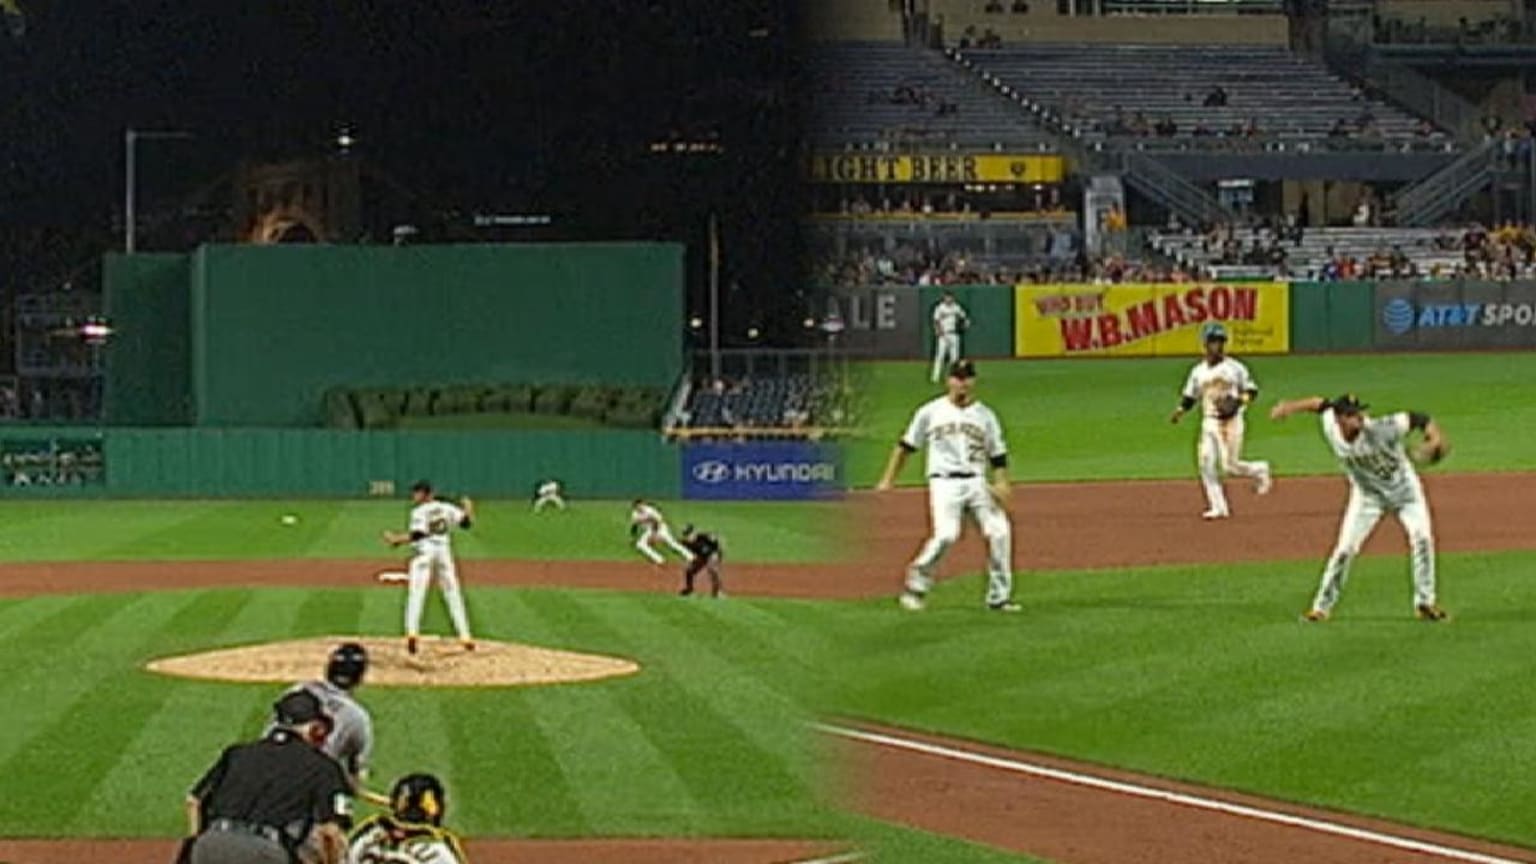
xmin=4 ymin=351 xmax=1536 ymax=863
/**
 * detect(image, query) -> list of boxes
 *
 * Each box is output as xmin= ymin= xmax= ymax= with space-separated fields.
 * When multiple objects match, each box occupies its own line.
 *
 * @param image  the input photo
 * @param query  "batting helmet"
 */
xmin=326 ymin=642 xmax=369 ymax=690
xmin=390 ymin=773 xmax=447 ymax=826
xmin=1201 ymin=322 xmax=1229 ymax=343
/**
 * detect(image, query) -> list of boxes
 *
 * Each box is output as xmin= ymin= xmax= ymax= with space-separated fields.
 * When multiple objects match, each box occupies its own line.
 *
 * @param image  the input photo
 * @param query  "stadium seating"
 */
xmin=807 ymin=41 xmax=1051 ymax=149
xmin=1149 ymin=226 xmax=1466 ymax=277
xmin=680 ymin=374 xmax=850 ymax=432
xmin=956 ymin=43 xmax=1447 ymax=149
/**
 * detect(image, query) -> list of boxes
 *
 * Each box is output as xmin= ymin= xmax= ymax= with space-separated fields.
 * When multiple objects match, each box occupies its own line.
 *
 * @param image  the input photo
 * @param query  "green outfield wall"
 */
xmin=105 ymin=243 xmax=684 ymax=427
xmin=0 ymin=428 xmax=679 ymax=499
xmin=1288 ymin=280 xmax=1375 ymax=352
xmin=103 ymin=253 xmax=194 ymax=425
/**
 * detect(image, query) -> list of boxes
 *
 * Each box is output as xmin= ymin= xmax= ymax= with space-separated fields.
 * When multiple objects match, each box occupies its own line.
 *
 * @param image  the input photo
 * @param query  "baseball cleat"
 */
xmin=461 ymin=639 xmax=476 ymax=652
xmin=898 ymin=591 xmax=926 ymax=611
xmin=405 ymin=636 xmax=419 ymax=655
xmin=1256 ymin=472 xmax=1273 ymax=496
xmin=1300 ymin=608 xmax=1329 ymax=622
xmin=988 ymin=601 xmax=1022 ymax=613
xmin=679 ymin=587 xmax=694 ymax=596
xmin=1415 ymin=604 xmax=1449 ymax=621
xmin=1201 ymin=509 xmax=1230 ymax=520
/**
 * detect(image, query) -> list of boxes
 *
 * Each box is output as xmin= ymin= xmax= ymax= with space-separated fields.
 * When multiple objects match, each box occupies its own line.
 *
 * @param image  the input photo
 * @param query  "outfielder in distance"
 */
xmin=1270 ymin=393 xmax=1450 ymax=622
xmin=877 ymin=359 xmax=1019 ymax=612
xmin=382 ymin=481 xmax=476 ymax=655
xmin=1170 ymin=322 xmax=1273 ymax=520
xmin=930 ymin=291 xmax=970 ymax=383
xmin=532 ymin=478 xmax=566 ymax=513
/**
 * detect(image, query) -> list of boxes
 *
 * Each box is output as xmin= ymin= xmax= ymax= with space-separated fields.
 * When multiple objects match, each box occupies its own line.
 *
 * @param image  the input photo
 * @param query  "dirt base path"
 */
xmin=832 ymin=722 xmax=1536 ymax=864
xmin=0 ymin=837 xmax=851 ymax=864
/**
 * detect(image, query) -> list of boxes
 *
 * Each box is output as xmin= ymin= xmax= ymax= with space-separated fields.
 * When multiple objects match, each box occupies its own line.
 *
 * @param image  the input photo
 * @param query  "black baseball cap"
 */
xmin=947 ymin=359 xmax=977 ymax=379
xmin=1327 ymin=394 xmax=1368 ymax=414
xmin=273 ymin=690 xmax=328 ymax=725
xmin=411 ymin=480 xmax=433 ymax=494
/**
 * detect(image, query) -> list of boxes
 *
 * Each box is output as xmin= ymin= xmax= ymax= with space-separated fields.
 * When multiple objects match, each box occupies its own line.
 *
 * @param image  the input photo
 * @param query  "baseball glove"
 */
xmin=1213 ymin=394 xmax=1244 ymax=420
xmin=1414 ymin=441 xmax=1449 ymax=465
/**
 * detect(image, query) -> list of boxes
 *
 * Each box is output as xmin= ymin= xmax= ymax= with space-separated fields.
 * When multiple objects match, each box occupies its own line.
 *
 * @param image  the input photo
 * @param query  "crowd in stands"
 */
xmin=823 ymin=187 xmax=1065 ymax=217
xmin=676 ymin=374 xmax=854 ymax=435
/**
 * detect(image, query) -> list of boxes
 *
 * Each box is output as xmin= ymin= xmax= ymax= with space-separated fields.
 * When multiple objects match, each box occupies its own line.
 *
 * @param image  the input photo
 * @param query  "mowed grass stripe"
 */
xmin=66 ymin=590 xmax=264 ymax=833
xmin=288 ymin=587 xmax=368 ymax=640
xmin=0 ymin=594 xmax=82 ymax=642
xmin=0 ymin=593 xmax=208 ymax=831
xmin=592 ymin=597 xmax=823 ymax=827
xmin=515 ymin=591 xmax=711 ymax=834
xmin=438 ymin=592 xmax=589 ymax=835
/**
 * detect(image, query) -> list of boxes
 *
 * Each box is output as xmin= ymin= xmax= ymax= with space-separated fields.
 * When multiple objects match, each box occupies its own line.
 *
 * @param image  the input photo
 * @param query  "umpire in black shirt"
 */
xmin=182 ymin=690 xmax=353 ymax=864
xmin=680 ymin=524 xmax=725 ymax=597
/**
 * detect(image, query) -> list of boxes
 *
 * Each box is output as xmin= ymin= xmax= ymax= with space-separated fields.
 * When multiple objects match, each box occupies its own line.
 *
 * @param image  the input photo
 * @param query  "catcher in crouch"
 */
xmin=1169 ymin=322 xmax=1273 ymax=520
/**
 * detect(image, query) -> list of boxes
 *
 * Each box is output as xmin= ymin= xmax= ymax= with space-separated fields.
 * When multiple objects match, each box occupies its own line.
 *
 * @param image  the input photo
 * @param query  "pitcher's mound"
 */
xmin=146 ymin=636 xmax=640 ymax=688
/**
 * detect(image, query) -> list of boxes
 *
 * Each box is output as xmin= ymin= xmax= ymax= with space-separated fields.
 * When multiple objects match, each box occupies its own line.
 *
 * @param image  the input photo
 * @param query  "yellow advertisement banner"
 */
xmin=807 ymin=153 xmax=1066 ymax=185
xmin=1015 ymin=283 xmax=1290 ymax=357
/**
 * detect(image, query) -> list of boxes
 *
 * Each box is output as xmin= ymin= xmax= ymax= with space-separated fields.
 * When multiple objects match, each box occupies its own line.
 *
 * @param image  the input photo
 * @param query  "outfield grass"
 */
xmin=848 ymin=353 xmax=1536 ymax=486
xmin=0 ymin=499 xmax=843 ymax=564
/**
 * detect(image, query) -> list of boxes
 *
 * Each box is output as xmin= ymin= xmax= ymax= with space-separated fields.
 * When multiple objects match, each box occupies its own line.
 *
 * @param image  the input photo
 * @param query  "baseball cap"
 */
xmin=1327 ymin=394 xmax=1368 ymax=415
xmin=273 ymin=690 xmax=328 ymax=725
xmin=1201 ymin=322 xmax=1229 ymax=342
xmin=947 ymin=359 xmax=977 ymax=379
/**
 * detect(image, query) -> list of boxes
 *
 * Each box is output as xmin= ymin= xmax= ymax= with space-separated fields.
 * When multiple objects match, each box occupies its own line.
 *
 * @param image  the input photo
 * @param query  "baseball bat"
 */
xmin=361 ymin=789 xmax=392 ymax=808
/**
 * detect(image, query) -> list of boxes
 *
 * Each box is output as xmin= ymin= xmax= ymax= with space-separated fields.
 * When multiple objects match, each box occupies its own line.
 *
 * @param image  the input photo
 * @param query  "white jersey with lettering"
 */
xmin=901 ymin=395 xmax=1006 ymax=478
xmin=1321 ymin=409 xmax=1422 ymax=507
xmin=409 ymin=501 xmax=467 ymax=556
xmin=630 ymin=503 xmax=664 ymax=531
xmin=346 ymin=817 xmax=467 ymax=864
xmin=1181 ymin=357 xmax=1256 ymax=419
xmin=932 ymin=300 xmax=969 ymax=337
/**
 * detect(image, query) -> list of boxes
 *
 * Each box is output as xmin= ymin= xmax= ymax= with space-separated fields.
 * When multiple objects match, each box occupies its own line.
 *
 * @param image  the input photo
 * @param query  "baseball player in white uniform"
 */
xmin=629 ymin=499 xmax=695 ymax=565
xmin=1270 ymin=394 xmax=1449 ymax=622
xmin=346 ymin=773 xmax=467 ymax=864
xmin=877 ymin=359 xmax=1018 ymax=612
xmin=382 ymin=481 xmax=476 ymax=655
xmin=1169 ymin=322 xmax=1273 ymax=519
xmin=532 ymin=479 xmax=566 ymax=512
xmin=930 ymin=292 xmax=970 ymax=383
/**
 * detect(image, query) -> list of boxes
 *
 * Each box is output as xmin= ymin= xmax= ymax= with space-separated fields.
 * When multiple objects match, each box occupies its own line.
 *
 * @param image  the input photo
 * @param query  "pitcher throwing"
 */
xmin=383 ymin=481 xmax=476 ymax=654
xmin=1270 ymin=394 xmax=1449 ymax=622
xmin=877 ymin=359 xmax=1017 ymax=612
xmin=1170 ymin=322 xmax=1272 ymax=519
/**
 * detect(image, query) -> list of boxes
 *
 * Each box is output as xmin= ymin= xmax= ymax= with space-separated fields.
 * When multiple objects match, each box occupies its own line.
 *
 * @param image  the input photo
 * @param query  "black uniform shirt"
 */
xmin=685 ymin=532 xmax=722 ymax=559
xmin=191 ymin=729 xmax=352 ymax=834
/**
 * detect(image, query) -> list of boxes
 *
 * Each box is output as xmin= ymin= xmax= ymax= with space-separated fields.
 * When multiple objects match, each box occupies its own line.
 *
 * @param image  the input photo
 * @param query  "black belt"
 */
xmin=206 ymin=818 xmax=288 ymax=848
xmin=931 ymin=472 xmax=977 ymax=479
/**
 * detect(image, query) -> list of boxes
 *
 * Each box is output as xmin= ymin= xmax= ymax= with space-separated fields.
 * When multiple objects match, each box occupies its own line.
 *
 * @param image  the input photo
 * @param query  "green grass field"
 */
xmin=847 ymin=353 xmax=1536 ymax=486
xmin=7 ymin=352 xmax=1536 ymax=862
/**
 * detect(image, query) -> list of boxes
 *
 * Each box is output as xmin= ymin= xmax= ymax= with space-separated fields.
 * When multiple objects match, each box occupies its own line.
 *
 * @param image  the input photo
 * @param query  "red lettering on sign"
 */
xmin=1126 ymin=301 xmax=1160 ymax=340
xmin=1099 ymin=314 xmax=1123 ymax=347
xmin=1060 ymin=317 xmax=1095 ymax=351
xmin=1209 ymin=287 xmax=1232 ymax=319
xmin=1186 ymin=288 xmax=1209 ymax=322
xmin=1233 ymin=288 xmax=1257 ymax=320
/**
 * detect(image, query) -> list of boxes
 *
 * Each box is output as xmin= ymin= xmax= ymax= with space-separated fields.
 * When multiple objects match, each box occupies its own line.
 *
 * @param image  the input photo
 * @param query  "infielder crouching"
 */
xmin=383 ymin=481 xmax=476 ymax=654
xmin=1270 ymin=394 xmax=1449 ymax=622
xmin=532 ymin=479 xmax=566 ymax=512
xmin=877 ymin=359 xmax=1018 ymax=612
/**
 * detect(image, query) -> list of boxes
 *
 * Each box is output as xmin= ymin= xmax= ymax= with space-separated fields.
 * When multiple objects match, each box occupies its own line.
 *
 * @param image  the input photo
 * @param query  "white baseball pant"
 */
xmin=533 ymin=492 xmax=566 ymax=512
xmin=931 ymin=332 xmax=962 ymax=382
xmin=1310 ymin=487 xmax=1436 ymax=613
xmin=636 ymin=525 xmax=694 ymax=565
xmin=1197 ymin=415 xmax=1270 ymax=516
xmin=405 ymin=548 xmax=473 ymax=641
xmin=906 ymin=477 xmax=1014 ymax=606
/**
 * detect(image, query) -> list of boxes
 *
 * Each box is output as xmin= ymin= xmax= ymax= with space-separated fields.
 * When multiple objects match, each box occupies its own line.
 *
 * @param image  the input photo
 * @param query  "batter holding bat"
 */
xmin=876 ymin=359 xmax=1018 ymax=612
xmin=1271 ymin=393 xmax=1449 ymax=622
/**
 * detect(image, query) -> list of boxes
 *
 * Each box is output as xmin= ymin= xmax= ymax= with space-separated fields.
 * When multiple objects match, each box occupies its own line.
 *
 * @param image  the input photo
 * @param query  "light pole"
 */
xmin=124 ymin=129 xmax=192 ymax=254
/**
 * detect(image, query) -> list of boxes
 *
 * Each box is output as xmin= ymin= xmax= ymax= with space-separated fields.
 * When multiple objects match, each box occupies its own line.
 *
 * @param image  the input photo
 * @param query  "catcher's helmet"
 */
xmin=1201 ymin=322 xmax=1229 ymax=343
xmin=326 ymin=642 xmax=369 ymax=690
xmin=391 ymin=773 xmax=447 ymax=826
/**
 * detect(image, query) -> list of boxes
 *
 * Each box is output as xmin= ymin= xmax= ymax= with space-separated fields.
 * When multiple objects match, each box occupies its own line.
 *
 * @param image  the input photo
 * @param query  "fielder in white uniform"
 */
xmin=877 ymin=359 xmax=1017 ymax=611
xmin=930 ymin=292 xmax=970 ymax=383
xmin=630 ymin=499 xmax=695 ymax=565
xmin=1170 ymin=322 xmax=1273 ymax=519
xmin=532 ymin=479 xmax=566 ymax=512
xmin=382 ymin=481 xmax=476 ymax=655
xmin=1270 ymin=394 xmax=1449 ymax=622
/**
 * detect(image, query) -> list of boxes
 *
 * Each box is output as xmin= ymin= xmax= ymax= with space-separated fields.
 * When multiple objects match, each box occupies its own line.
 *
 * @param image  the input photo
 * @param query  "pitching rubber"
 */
xmin=375 ymin=571 xmax=409 ymax=584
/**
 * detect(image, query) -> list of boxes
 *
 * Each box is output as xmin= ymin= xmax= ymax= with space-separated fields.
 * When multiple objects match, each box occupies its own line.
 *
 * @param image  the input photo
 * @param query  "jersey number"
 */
xmin=967 ymin=441 xmax=986 ymax=465
xmin=427 ymin=517 xmax=450 ymax=536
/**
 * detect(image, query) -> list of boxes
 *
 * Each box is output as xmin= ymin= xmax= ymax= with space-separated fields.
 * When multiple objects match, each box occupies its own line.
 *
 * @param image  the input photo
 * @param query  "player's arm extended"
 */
xmin=1412 ymin=412 xmax=1448 ymax=462
xmin=876 ymin=442 xmax=915 ymax=491
xmin=1269 ymin=396 xmax=1326 ymax=420
xmin=459 ymin=496 xmax=475 ymax=528
xmin=988 ymin=454 xmax=1011 ymax=504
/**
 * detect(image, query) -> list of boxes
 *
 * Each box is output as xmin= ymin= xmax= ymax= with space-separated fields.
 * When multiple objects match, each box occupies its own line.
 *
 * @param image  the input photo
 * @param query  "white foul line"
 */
xmin=819 ymin=724 xmax=1530 ymax=864
xmin=788 ymin=853 xmax=864 ymax=864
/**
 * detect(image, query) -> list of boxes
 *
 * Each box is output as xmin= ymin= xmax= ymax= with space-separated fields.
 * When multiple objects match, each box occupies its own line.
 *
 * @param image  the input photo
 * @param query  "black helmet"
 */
xmin=390 ymin=773 xmax=447 ymax=825
xmin=326 ymin=642 xmax=369 ymax=690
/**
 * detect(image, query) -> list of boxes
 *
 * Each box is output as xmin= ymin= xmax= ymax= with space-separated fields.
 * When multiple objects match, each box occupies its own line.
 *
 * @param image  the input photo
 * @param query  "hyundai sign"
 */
xmin=682 ymin=442 xmax=844 ymax=501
